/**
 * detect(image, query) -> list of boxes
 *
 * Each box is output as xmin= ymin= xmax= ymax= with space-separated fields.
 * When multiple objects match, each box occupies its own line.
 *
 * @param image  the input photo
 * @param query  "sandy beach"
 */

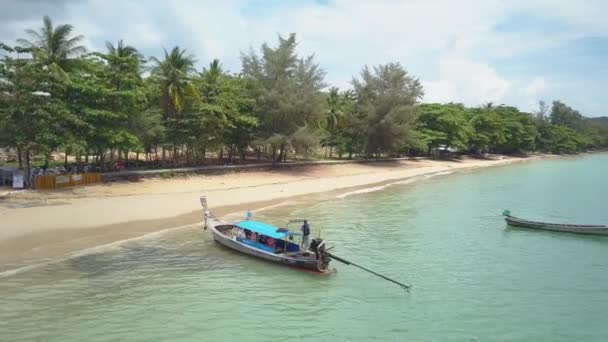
xmin=0 ymin=156 xmax=549 ymax=271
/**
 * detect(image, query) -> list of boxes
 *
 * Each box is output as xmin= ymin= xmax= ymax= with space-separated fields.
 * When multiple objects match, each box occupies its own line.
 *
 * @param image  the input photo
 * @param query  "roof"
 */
xmin=235 ymin=220 xmax=294 ymax=239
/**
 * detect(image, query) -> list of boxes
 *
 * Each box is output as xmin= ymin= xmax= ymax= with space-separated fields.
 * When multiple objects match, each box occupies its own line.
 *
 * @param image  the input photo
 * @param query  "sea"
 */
xmin=1 ymin=154 xmax=608 ymax=341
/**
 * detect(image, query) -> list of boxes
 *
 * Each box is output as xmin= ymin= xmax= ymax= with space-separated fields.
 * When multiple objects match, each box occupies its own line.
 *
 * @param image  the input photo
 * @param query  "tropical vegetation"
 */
xmin=1 ymin=16 xmax=607 ymax=185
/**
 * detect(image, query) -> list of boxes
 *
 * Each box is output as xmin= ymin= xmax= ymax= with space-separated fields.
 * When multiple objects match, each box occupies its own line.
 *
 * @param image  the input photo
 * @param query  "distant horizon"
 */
xmin=1 ymin=0 xmax=607 ymax=117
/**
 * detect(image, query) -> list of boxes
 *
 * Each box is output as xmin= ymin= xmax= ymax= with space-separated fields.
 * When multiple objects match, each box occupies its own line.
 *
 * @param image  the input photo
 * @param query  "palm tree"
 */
xmin=481 ymin=102 xmax=494 ymax=110
xmin=102 ymin=40 xmax=143 ymax=90
xmin=326 ymin=87 xmax=343 ymax=132
xmin=324 ymin=87 xmax=343 ymax=158
xmin=105 ymin=40 xmax=141 ymax=60
xmin=199 ymin=58 xmax=223 ymax=101
xmin=150 ymin=46 xmax=197 ymax=117
xmin=17 ymin=15 xmax=86 ymax=77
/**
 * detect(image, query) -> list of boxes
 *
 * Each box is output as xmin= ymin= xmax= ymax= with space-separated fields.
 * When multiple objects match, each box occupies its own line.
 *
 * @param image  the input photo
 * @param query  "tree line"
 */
xmin=1 ymin=16 xmax=607 ymax=182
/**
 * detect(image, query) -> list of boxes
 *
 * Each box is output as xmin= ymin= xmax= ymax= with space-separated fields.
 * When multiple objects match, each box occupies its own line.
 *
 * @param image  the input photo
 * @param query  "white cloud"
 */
xmin=1 ymin=0 xmax=607 ymax=115
xmin=423 ymin=58 xmax=511 ymax=106
xmin=524 ymin=77 xmax=547 ymax=97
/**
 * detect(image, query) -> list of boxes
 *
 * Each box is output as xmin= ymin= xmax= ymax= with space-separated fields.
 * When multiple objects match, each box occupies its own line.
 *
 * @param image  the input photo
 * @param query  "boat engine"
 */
xmin=309 ymin=238 xmax=331 ymax=272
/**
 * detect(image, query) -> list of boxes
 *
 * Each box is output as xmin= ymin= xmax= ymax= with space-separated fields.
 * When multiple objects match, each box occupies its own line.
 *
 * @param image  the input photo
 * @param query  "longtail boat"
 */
xmin=502 ymin=210 xmax=608 ymax=236
xmin=200 ymin=197 xmax=332 ymax=274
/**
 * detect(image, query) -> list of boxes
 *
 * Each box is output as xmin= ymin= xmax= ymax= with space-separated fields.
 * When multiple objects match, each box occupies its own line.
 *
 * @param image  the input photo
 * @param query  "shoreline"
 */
xmin=0 ymin=155 xmax=556 ymax=272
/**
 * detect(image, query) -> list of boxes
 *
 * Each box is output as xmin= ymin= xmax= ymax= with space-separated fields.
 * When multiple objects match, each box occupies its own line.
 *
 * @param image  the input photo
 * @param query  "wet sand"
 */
xmin=0 ymin=156 xmax=551 ymax=271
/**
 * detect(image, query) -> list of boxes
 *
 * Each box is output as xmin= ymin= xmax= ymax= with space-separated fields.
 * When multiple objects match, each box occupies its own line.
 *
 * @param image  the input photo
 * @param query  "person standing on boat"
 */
xmin=301 ymin=220 xmax=311 ymax=250
xmin=246 ymin=210 xmax=253 ymax=221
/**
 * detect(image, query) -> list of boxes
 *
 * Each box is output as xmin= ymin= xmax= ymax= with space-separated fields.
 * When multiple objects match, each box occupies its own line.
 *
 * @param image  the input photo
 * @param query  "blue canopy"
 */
xmin=235 ymin=220 xmax=294 ymax=239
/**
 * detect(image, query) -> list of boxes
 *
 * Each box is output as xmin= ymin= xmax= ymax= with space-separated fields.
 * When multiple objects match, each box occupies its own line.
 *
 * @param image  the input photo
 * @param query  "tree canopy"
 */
xmin=1 ymin=16 xmax=607 ymax=185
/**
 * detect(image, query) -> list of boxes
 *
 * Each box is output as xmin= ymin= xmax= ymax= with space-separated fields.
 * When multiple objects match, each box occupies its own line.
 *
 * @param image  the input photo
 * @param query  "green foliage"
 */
xmin=150 ymin=46 xmax=197 ymax=117
xmin=417 ymin=103 xmax=471 ymax=155
xmin=0 ymin=43 xmax=73 ymax=177
xmin=550 ymin=101 xmax=583 ymax=129
xmin=241 ymin=34 xmax=325 ymax=160
xmin=352 ymin=63 xmax=423 ymax=156
xmin=2 ymin=14 xmax=607 ymax=189
xmin=189 ymin=61 xmax=257 ymax=160
xmin=16 ymin=15 xmax=86 ymax=78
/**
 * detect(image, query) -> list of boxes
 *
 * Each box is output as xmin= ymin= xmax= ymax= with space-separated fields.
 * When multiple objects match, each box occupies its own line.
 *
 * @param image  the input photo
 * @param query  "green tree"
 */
xmin=99 ymin=40 xmax=144 ymax=91
xmin=150 ymin=46 xmax=197 ymax=118
xmin=321 ymin=86 xmax=345 ymax=158
xmin=190 ymin=60 xmax=257 ymax=163
xmin=16 ymin=15 xmax=86 ymax=79
xmin=0 ymin=43 xmax=74 ymax=183
xmin=241 ymin=34 xmax=326 ymax=161
xmin=333 ymin=90 xmax=364 ymax=159
xmin=469 ymin=107 xmax=503 ymax=153
xmin=150 ymin=46 xmax=198 ymax=163
xmin=352 ymin=62 xmax=423 ymax=157
xmin=417 ymin=103 xmax=471 ymax=155
xmin=492 ymin=106 xmax=537 ymax=153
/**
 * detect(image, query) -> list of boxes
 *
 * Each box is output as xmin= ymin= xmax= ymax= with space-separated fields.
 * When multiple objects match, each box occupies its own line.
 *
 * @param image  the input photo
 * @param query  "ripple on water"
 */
xmin=2 ymin=154 xmax=608 ymax=341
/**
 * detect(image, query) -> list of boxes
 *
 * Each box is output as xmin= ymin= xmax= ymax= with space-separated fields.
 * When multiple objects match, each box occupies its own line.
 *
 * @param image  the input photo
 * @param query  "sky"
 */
xmin=1 ymin=0 xmax=607 ymax=117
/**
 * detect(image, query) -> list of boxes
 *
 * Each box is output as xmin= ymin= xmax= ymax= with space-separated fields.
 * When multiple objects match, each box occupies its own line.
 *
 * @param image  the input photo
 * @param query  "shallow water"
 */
xmin=2 ymin=154 xmax=608 ymax=341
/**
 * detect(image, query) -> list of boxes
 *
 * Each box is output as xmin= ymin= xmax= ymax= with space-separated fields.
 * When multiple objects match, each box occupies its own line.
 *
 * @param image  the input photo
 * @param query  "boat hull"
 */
xmin=206 ymin=215 xmax=327 ymax=272
xmin=505 ymin=216 xmax=608 ymax=236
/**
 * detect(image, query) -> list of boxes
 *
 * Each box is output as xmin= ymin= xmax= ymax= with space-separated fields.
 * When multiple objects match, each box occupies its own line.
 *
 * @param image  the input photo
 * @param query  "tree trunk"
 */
xmin=277 ymin=145 xmax=284 ymax=163
xmin=227 ymin=147 xmax=233 ymax=164
xmin=348 ymin=150 xmax=352 ymax=160
xmin=25 ymin=148 xmax=31 ymax=188
xmin=64 ymin=152 xmax=68 ymax=168
xmin=85 ymin=150 xmax=89 ymax=164
xmin=324 ymin=146 xmax=328 ymax=158
xmin=329 ymin=146 xmax=333 ymax=159
xmin=99 ymin=153 xmax=106 ymax=172
xmin=257 ymin=147 xmax=261 ymax=161
xmin=240 ymin=146 xmax=246 ymax=161
xmin=17 ymin=147 xmax=23 ymax=168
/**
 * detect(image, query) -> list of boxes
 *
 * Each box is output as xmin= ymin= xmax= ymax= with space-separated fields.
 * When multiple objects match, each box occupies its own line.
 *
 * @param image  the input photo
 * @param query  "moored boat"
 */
xmin=200 ymin=197 xmax=332 ymax=274
xmin=503 ymin=210 xmax=608 ymax=236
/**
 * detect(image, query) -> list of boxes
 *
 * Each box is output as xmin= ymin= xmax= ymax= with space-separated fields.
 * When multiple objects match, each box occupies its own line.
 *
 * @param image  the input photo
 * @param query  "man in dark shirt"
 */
xmin=301 ymin=220 xmax=311 ymax=250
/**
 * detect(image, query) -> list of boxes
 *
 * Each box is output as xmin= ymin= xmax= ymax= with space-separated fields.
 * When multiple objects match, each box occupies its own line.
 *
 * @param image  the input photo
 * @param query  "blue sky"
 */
xmin=1 ymin=0 xmax=607 ymax=116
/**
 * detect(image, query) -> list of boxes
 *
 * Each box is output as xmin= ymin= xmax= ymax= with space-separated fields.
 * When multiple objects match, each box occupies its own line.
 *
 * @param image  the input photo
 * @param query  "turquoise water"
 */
xmin=2 ymin=154 xmax=608 ymax=341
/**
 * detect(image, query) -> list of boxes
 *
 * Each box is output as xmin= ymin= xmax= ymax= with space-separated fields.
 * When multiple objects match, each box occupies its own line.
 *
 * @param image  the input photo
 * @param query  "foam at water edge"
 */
xmin=222 ymin=200 xmax=292 ymax=221
xmin=0 ymin=222 xmax=201 ymax=278
xmin=335 ymin=185 xmax=390 ymax=199
xmin=335 ymin=170 xmax=456 ymax=199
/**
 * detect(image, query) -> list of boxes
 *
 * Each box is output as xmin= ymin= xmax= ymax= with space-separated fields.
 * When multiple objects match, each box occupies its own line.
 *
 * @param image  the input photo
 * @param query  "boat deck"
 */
xmin=215 ymin=224 xmax=318 ymax=260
